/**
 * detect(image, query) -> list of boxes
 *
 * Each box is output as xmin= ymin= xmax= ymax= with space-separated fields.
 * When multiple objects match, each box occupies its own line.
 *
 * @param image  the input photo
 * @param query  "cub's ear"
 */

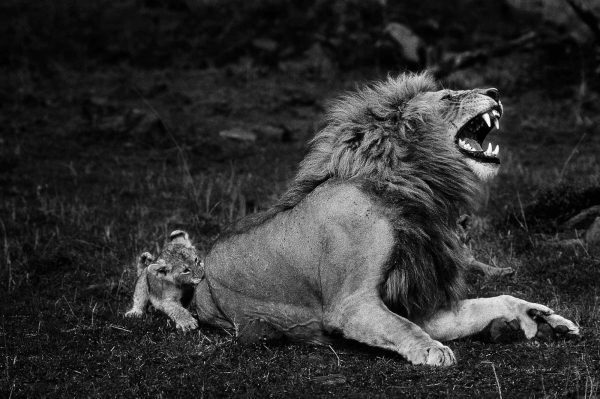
xmin=147 ymin=263 xmax=171 ymax=277
xmin=136 ymin=252 xmax=155 ymax=277
xmin=169 ymin=230 xmax=193 ymax=247
xmin=139 ymin=252 xmax=155 ymax=266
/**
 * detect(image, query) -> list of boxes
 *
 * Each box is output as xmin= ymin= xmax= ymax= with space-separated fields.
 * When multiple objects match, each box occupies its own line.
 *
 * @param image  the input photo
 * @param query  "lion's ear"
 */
xmin=148 ymin=263 xmax=171 ymax=277
xmin=169 ymin=230 xmax=193 ymax=247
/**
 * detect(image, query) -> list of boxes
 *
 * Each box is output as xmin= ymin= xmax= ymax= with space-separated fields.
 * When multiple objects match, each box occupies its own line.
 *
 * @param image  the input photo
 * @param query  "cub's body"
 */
xmin=125 ymin=231 xmax=203 ymax=332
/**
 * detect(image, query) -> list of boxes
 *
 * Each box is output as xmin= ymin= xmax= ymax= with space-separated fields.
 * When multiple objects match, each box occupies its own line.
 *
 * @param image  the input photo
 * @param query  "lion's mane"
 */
xmin=228 ymin=72 xmax=481 ymax=318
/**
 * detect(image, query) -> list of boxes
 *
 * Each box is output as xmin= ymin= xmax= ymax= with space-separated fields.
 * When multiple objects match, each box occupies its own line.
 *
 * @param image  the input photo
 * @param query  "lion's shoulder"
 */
xmin=295 ymin=180 xmax=378 ymax=221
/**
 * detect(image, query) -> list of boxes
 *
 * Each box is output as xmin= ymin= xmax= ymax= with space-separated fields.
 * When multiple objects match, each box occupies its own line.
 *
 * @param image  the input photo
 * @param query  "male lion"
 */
xmin=193 ymin=73 xmax=579 ymax=366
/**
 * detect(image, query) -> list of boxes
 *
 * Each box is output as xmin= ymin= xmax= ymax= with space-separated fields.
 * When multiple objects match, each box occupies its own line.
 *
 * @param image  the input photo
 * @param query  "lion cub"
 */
xmin=124 ymin=230 xmax=204 ymax=332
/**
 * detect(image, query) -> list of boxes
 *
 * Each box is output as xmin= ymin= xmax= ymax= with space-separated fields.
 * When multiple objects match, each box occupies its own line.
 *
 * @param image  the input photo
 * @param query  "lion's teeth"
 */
xmin=493 ymin=144 xmax=499 ymax=155
xmin=492 ymin=110 xmax=500 ymax=118
xmin=494 ymin=118 xmax=500 ymax=130
xmin=482 ymin=113 xmax=491 ymax=127
xmin=486 ymin=143 xmax=492 ymax=154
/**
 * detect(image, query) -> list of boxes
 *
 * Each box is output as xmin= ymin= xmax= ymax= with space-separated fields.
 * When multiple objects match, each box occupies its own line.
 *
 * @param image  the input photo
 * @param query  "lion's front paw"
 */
xmin=407 ymin=341 xmax=456 ymax=367
xmin=505 ymin=297 xmax=581 ymax=340
xmin=175 ymin=317 xmax=198 ymax=333
xmin=529 ymin=309 xmax=580 ymax=341
xmin=124 ymin=309 xmax=144 ymax=318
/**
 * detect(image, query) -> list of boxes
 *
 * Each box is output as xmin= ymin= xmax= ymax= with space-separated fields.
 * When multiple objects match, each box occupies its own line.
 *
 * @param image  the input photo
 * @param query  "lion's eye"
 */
xmin=441 ymin=94 xmax=452 ymax=101
xmin=182 ymin=268 xmax=191 ymax=274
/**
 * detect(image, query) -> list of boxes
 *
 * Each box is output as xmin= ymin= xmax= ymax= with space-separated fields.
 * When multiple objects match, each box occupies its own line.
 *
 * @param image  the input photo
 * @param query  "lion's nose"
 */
xmin=484 ymin=88 xmax=500 ymax=102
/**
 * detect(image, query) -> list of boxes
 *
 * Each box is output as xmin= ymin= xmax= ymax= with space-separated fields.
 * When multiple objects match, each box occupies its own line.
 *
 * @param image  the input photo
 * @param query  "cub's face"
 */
xmin=417 ymin=87 xmax=503 ymax=181
xmin=148 ymin=243 xmax=203 ymax=287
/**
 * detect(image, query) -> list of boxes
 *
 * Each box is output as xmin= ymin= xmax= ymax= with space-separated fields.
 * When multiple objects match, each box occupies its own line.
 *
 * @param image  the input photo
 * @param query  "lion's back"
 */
xmin=200 ymin=180 xmax=396 ymax=340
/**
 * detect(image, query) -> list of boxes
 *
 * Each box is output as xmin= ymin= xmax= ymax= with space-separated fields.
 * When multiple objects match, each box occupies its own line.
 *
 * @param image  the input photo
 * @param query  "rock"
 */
xmin=279 ymin=43 xmax=335 ymax=78
xmin=506 ymin=0 xmax=600 ymax=43
xmin=96 ymin=115 xmax=127 ymax=133
xmin=384 ymin=22 xmax=425 ymax=65
xmin=219 ymin=128 xmax=257 ymax=142
xmin=94 ymin=108 xmax=165 ymax=144
xmin=252 ymin=124 xmax=291 ymax=142
xmin=252 ymin=38 xmax=278 ymax=53
xmin=127 ymin=108 xmax=164 ymax=139
xmin=89 ymin=96 xmax=111 ymax=107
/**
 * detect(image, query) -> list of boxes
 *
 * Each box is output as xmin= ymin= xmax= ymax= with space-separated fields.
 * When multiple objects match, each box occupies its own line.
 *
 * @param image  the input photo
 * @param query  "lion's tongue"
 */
xmin=465 ymin=138 xmax=482 ymax=151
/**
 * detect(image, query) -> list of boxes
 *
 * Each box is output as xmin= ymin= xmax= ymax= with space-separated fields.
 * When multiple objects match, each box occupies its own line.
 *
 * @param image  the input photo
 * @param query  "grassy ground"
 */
xmin=1 ymin=58 xmax=599 ymax=398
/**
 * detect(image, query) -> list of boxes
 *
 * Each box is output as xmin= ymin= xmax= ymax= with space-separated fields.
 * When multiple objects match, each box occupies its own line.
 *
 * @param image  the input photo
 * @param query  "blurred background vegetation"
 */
xmin=3 ymin=0 xmax=598 ymax=77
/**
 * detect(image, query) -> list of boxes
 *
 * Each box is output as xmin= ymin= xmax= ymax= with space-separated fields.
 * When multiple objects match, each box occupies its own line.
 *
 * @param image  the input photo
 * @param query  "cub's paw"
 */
xmin=407 ymin=341 xmax=457 ymax=367
xmin=124 ymin=309 xmax=144 ymax=318
xmin=529 ymin=309 xmax=580 ymax=341
xmin=175 ymin=317 xmax=198 ymax=333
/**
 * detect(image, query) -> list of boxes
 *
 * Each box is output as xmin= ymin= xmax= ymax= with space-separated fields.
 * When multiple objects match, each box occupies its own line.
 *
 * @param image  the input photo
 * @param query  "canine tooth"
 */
xmin=486 ymin=143 xmax=492 ymax=154
xmin=494 ymin=119 xmax=499 ymax=130
xmin=493 ymin=144 xmax=499 ymax=155
xmin=482 ymin=113 xmax=491 ymax=127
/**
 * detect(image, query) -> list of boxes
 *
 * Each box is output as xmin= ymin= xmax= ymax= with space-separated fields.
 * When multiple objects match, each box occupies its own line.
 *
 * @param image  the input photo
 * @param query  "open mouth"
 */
xmin=455 ymin=106 xmax=502 ymax=164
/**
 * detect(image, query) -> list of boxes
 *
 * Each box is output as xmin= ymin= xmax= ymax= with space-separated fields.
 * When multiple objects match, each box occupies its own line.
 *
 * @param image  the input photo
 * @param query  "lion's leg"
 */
xmin=419 ymin=295 xmax=580 ymax=342
xmin=326 ymin=295 xmax=456 ymax=366
xmin=124 ymin=272 xmax=149 ymax=318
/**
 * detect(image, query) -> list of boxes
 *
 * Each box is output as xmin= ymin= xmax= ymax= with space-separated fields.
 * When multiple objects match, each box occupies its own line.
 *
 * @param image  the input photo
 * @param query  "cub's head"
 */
xmin=140 ymin=230 xmax=204 ymax=286
xmin=416 ymin=86 xmax=502 ymax=181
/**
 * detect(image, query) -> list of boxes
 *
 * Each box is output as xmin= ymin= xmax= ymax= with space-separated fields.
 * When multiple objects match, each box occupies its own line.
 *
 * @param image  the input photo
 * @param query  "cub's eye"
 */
xmin=182 ymin=268 xmax=191 ymax=274
xmin=441 ymin=94 xmax=452 ymax=101
xmin=194 ymin=257 xmax=200 ymax=265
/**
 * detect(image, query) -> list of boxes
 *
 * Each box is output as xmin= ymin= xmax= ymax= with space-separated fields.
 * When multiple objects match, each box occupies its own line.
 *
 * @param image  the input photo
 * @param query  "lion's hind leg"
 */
xmin=326 ymin=294 xmax=456 ymax=366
